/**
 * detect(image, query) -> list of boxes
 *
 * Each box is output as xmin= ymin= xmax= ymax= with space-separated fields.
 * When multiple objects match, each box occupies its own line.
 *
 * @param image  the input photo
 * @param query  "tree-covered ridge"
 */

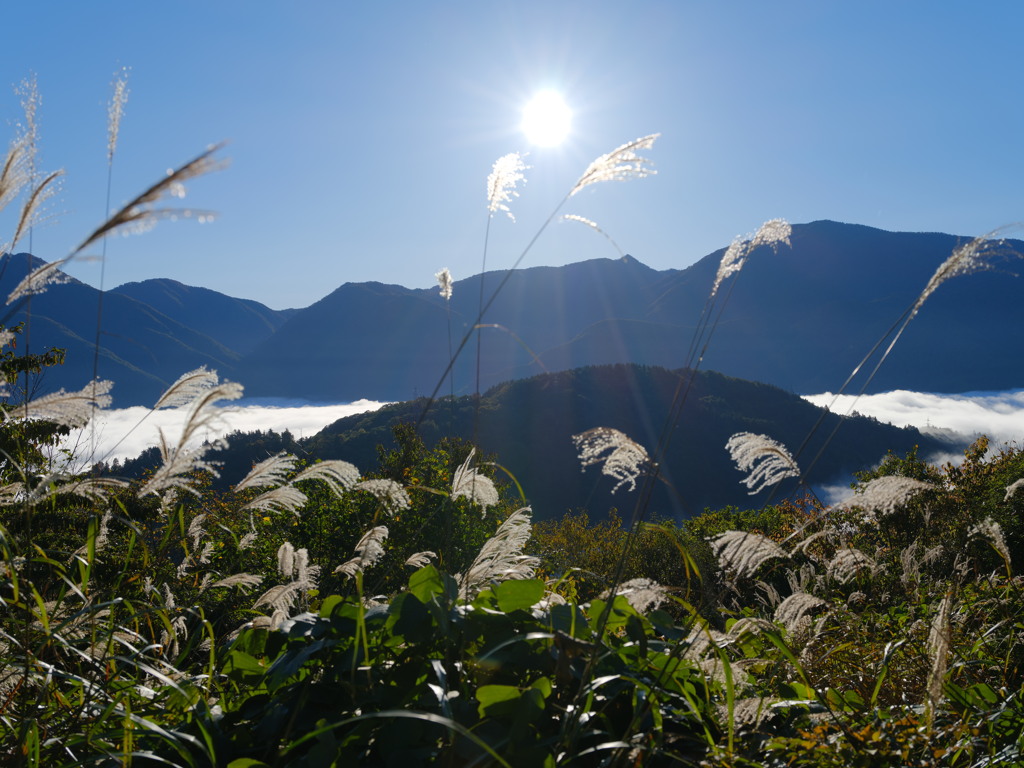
xmin=303 ymin=363 xmax=952 ymax=520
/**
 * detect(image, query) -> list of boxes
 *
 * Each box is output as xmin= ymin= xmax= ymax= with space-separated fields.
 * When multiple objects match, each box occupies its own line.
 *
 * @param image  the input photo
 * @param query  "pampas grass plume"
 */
xmin=572 ymin=427 xmax=650 ymax=493
xmin=712 ymin=530 xmax=789 ymax=579
xmin=486 ymin=152 xmax=527 ymax=221
xmin=570 ymin=134 xmax=659 ymax=197
xmin=725 ymin=432 xmax=800 ymax=495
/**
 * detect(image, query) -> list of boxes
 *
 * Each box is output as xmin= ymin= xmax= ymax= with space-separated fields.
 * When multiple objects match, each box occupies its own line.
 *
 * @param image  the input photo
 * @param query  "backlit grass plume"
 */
xmin=725 ymin=432 xmax=800 ymax=494
xmin=911 ymin=232 xmax=1012 ymax=319
xmin=153 ymin=366 xmax=220 ymax=409
xmin=570 ymin=133 xmax=659 ymax=196
xmin=711 ymin=219 xmax=792 ymax=298
xmin=572 ymin=427 xmax=650 ymax=493
xmin=458 ymin=507 xmax=538 ymax=595
xmin=106 ymin=67 xmax=129 ymax=163
xmin=451 ymin=448 xmax=498 ymax=512
xmin=355 ymin=479 xmax=410 ymax=514
xmin=560 ymin=214 xmax=623 ymax=257
xmin=334 ymin=526 xmax=389 ymax=578
xmin=11 ymin=379 xmax=113 ymax=427
xmin=831 ymin=475 xmax=936 ymax=521
xmin=138 ymin=378 xmax=243 ymax=500
xmin=435 ymin=267 xmax=454 ymax=300
xmin=711 ymin=530 xmax=789 ymax=579
xmin=486 ymin=152 xmax=527 ymax=221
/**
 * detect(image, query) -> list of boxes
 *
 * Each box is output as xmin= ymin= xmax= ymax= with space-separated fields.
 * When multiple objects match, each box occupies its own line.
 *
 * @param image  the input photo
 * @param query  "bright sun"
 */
xmin=521 ymin=91 xmax=572 ymax=147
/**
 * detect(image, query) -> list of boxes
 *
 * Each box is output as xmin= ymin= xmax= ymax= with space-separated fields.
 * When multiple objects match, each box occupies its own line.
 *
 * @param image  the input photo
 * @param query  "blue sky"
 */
xmin=2 ymin=2 xmax=1023 ymax=310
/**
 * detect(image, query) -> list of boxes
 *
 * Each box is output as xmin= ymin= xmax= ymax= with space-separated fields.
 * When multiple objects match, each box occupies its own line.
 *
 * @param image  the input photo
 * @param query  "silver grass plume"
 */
xmin=355 ymin=479 xmax=410 ymax=514
xmin=600 ymin=577 xmax=668 ymax=614
xmin=451 ymin=448 xmax=499 ymax=512
xmin=234 ymin=452 xmax=298 ymax=492
xmin=774 ymin=592 xmax=827 ymax=635
xmin=1004 ymin=478 xmax=1024 ymax=502
xmin=786 ymin=561 xmax=819 ymax=598
xmin=572 ymin=427 xmax=650 ymax=493
xmin=826 ymin=548 xmax=875 ymax=584
xmin=458 ymin=507 xmax=538 ymax=595
xmin=240 ymin=485 xmax=308 ymax=516
xmin=712 ymin=530 xmax=788 ymax=579
xmin=7 ymin=170 xmax=63 ymax=260
xmin=560 ymin=214 xmax=623 ymax=257
xmin=159 ymin=583 xmax=188 ymax=656
xmin=436 ymin=267 xmax=453 ymax=300
xmin=198 ymin=542 xmax=213 ymax=564
xmin=52 ymin=476 xmax=128 ymax=504
xmin=911 ymin=233 xmax=1013 ymax=320
xmin=334 ymin=526 xmax=389 ymax=578
xmin=154 ymin=367 xmax=220 ymax=410
xmin=725 ymin=432 xmax=800 ymax=495
xmin=0 ymin=133 xmax=31 ymax=215
xmin=570 ymin=134 xmax=659 ymax=197
xmin=187 ymin=514 xmax=208 ymax=549
xmin=252 ymin=583 xmax=300 ymax=621
xmin=138 ymin=380 xmax=243 ymax=499
xmin=925 ymin=593 xmax=954 ymax=721
xmin=406 ymin=551 xmax=436 ymax=568
xmin=239 ymin=513 xmax=258 ymax=550
xmin=7 ymin=247 xmax=71 ymax=306
xmin=293 ymin=547 xmax=319 ymax=587
xmin=968 ymin=517 xmax=1011 ymax=572
xmin=277 ymin=542 xmax=295 ymax=578
xmin=830 ymin=475 xmax=936 ymax=521
xmin=728 ymin=617 xmax=778 ymax=641
xmin=486 ymin=152 xmax=527 ymax=221
xmin=73 ymin=143 xmax=225 ymax=255
xmin=292 ymin=459 xmax=360 ymax=498
xmin=211 ymin=573 xmax=262 ymax=592
xmin=11 ymin=379 xmax=113 ymax=428
xmin=107 ymin=67 xmax=129 ymax=163
xmin=711 ymin=219 xmax=791 ymax=298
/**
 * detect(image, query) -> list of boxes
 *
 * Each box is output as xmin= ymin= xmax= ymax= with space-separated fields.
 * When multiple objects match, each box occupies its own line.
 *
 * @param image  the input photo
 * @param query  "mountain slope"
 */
xmin=0 ymin=254 xmax=245 ymax=406
xmin=110 ymin=278 xmax=294 ymax=356
xmin=304 ymin=363 xmax=950 ymax=520
xmin=236 ymin=221 xmax=1024 ymax=402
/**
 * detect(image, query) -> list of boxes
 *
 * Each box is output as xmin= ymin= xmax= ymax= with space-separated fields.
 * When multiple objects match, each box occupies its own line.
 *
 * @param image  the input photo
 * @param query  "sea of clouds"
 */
xmin=64 ymin=398 xmax=388 ymax=467
xmin=803 ymin=388 xmax=1024 ymax=502
xmin=802 ymin=389 xmax=1024 ymax=448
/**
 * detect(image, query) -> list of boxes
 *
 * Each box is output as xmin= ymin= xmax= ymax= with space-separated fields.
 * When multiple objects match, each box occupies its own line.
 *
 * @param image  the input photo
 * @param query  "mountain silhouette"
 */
xmin=3 ymin=220 xmax=1021 ymax=405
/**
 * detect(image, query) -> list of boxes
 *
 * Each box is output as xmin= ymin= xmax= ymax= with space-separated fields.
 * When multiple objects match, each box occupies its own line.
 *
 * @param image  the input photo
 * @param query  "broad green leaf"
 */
xmin=495 ymin=579 xmax=544 ymax=612
xmin=409 ymin=564 xmax=445 ymax=603
xmin=223 ymin=650 xmax=266 ymax=684
xmin=477 ymin=684 xmax=522 ymax=717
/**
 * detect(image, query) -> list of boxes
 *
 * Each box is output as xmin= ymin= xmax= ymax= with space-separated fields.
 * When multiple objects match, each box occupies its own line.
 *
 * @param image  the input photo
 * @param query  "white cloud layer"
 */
xmin=803 ymin=389 xmax=1024 ymax=448
xmin=804 ymin=389 xmax=1024 ymax=503
xmin=64 ymin=399 xmax=388 ymax=467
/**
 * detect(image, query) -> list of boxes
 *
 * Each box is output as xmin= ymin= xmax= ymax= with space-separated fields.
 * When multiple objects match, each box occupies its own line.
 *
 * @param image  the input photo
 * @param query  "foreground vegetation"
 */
xmin=2 ymin=386 xmax=1024 ymax=766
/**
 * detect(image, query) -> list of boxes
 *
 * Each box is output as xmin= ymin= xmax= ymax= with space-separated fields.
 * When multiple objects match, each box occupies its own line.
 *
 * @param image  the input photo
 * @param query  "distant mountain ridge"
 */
xmin=0 ymin=253 xmax=291 ymax=406
xmin=2 ymin=220 xmax=1022 ymax=405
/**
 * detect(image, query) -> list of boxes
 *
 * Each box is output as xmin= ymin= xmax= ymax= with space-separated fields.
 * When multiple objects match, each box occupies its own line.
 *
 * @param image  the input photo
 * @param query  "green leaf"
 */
xmin=228 ymin=760 xmax=272 ymax=768
xmin=409 ymin=564 xmax=445 ymax=603
xmin=530 ymin=676 xmax=553 ymax=699
xmin=320 ymin=594 xmax=347 ymax=618
xmin=494 ymin=579 xmax=544 ymax=613
xmin=477 ymin=684 xmax=523 ymax=717
xmin=223 ymin=650 xmax=267 ymax=684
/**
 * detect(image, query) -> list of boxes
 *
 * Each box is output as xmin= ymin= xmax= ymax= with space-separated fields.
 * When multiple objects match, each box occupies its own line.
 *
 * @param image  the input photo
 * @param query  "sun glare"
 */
xmin=521 ymin=91 xmax=572 ymax=147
